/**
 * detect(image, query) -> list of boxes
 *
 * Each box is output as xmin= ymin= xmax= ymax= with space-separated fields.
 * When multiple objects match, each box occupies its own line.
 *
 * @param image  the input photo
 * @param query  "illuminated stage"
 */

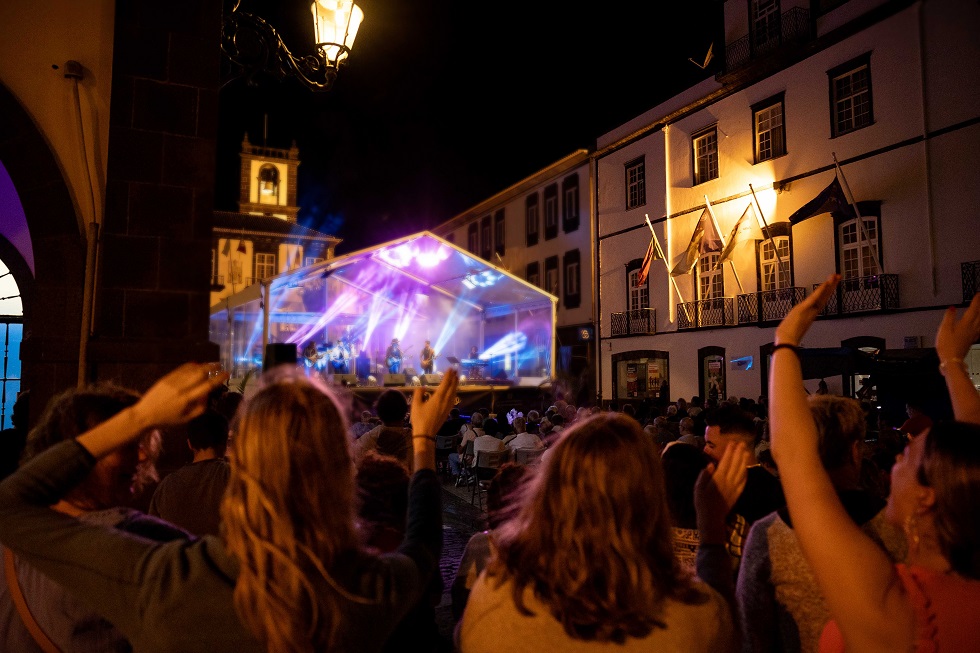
xmin=209 ymin=232 xmax=557 ymax=391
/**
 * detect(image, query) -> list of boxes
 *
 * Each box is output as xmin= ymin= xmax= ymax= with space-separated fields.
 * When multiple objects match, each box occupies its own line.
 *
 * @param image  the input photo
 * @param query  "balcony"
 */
xmin=817 ymin=274 xmax=899 ymax=315
xmin=962 ymin=260 xmax=980 ymax=302
xmin=737 ymin=287 xmax=806 ymax=324
xmin=724 ymin=7 xmax=812 ymax=74
xmin=209 ymin=275 xmax=225 ymax=291
xmin=610 ymin=308 xmax=657 ymax=336
xmin=677 ymin=298 xmax=735 ymax=330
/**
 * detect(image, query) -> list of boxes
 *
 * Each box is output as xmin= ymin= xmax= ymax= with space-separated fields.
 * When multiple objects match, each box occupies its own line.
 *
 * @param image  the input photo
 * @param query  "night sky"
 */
xmin=215 ymin=0 xmax=723 ymax=254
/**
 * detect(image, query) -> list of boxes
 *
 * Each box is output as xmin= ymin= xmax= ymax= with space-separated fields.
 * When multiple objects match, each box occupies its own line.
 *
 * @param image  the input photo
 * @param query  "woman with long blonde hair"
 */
xmin=458 ymin=411 xmax=737 ymax=652
xmin=0 ymin=364 xmax=459 ymax=653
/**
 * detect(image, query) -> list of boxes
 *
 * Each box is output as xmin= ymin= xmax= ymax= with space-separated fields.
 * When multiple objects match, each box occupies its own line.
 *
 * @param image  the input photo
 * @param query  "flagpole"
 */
xmin=832 ymin=153 xmax=882 ymax=275
xmin=703 ymin=196 xmax=744 ymax=294
xmin=748 ymin=184 xmax=785 ymax=268
xmin=646 ymin=214 xmax=694 ymax=324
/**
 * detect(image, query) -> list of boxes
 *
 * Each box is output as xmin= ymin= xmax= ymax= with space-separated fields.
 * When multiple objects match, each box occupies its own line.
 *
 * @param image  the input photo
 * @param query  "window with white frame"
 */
xmin=545 ymin=256 xmax=559 ymax=298
xmin=255 ymin=253 xmax=276 ymax=280
xmin=525 ymin=195 xmax=539 ymax=246
xmin=563 ymin=250 xmax=581 ymax=308
xmin=760 ymin=236 xmax=791 ymax=290
xmin=544 ymin=185 xmax=558 ymax=240
xmin=698 ymin=253 xmax=723 ymax=299
xmin=562 ymin=174 xmax=579 ymax=233
xmin=754 ymin=97 xmax=786 ymax=162
xmin=626 ymin=158 xmax=645 ymax=209
xmin=628 ymin=269 xmax=650 ymax=312
xmin=693 ymin=127 xmax=719 ymax=185
xmin=839 ymin=216 xmax=879 ymax=279
xmin=229 ymin=259 xmax=243 ymax=284
xmin=830 ymin=54 xmax=873 ymax=137
xmin=305 ymin=256 xmax=325 ymax=266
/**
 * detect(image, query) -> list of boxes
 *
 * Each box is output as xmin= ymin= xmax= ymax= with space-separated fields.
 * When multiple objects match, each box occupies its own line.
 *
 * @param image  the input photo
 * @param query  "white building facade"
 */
xmin=595 ymin=0 xmax=980 ymax=413
xmin=431 ymin=151 xmax=597 ymax=402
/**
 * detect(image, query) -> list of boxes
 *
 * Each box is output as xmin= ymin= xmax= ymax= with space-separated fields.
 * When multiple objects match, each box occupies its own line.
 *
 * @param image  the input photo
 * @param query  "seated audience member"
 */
xmin=507 ymin=416 xmax=543 ymax=452
xmin=677 ymin=417 xmax=705 ymax=450
xmin=0 ymin=384 xmax=188 ymax=653
xmin=0 ymin=364 xmax=459 ymax=653
xmin=704 ymin=403 xmax=785 ymax=569
xmin=149 ymin=410 xmax=231 ymax=537
xmin=458 ymin=413 xmax=736 ymax=652
xmin=473 ymin=418 xmax=506 ymax=462
xmin=451 ymin=462 xmax=529 ymax=620
xmin=525 ymin=410 xmax=541 ymax=434
xmin=439 ymin=407 xmax=466 ymax=437
xmin=769 ymin=280 xmax=980 ymax=653
xmin=737 ymin=395 xmax=906 ymax=653
xmin=661 ymin=442 xmax=711 ymax=571
xmin=354 ymin=389 xmax=413 ymax=470
xmin=349 ymin=410 xmax=377 ymax=440
xmin=449 ymin=412 xmax=484 ymax=477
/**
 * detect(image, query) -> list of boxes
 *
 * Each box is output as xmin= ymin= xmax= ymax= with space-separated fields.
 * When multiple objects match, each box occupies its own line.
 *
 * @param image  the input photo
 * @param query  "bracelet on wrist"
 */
xmin=939 ymin=358 xmax=966 ymax=376
xmin=772 ymin=343 xmax=801 ymax=356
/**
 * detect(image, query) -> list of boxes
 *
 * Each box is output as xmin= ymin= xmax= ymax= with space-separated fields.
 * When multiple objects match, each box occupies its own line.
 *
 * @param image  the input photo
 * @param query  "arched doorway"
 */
xmin=0 ymin=255 xmax=22 ymax=428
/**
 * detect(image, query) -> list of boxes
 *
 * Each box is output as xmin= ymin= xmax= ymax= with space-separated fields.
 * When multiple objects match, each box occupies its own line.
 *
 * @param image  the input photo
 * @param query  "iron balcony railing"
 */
xmin=209 ymin=275 xmax=225 ymax=287
xmin=610 ymin=308 xmax=657 ymax=336
xmin=725 ymin=7 xmax=812 ymax=73
xmin=737 ymin=287 xmax=807 ymax=324
xmin=677 ymin=297 xmax=735 ymax=330
xmin=817 ymin=274 xmax=899 ymax=315
xmin=962 ymin=260 xmax=980 ymax=302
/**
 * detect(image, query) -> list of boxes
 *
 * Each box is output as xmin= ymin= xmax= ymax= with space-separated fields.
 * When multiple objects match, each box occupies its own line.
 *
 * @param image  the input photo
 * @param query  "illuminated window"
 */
xmin=754 ymin=95 xmax=786 ymax=162
xmin=257 ymin=164 xmax=280 ymax=201
xmin=305 ymin=256 xmax=325 ymax=266
xmin=625 ymin=158 xmax=645 ymax=209
xmin=255 ymin=253 xmax=276 ymax=280
xmin=0 ymin=257 xmax=23 ymax=430
xmin=698 ymin=253 xmax=723 ymax=299
xmin=693 ymin=127 xmax=719 ymax=185
xmin=760 ymin=236 xmax=791 ymax=290
xmin=525 ymin=194 xmax=539 ymax=246
xmin=229 ymin=260 xmax=243 ymax=284
xmin=544 ymin=184 xmax=558 ymax=240
xmin=628 ymin=268 xmax=650 ymax=312
xmin=838 ymin=217 xmax=879 ymax=279
xmin=830 ymin=54 xmax=873 ymax=137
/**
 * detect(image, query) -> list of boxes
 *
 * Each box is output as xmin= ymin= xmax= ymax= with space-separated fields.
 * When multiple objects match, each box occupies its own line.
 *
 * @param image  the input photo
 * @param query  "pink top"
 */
xmin=819 ymin=564 xmax=980 ymax=653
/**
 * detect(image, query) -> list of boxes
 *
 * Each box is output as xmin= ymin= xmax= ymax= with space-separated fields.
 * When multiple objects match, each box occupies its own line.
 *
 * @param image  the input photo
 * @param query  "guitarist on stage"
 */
xmin=419 ymin=340 xmax=436 ymax=375
xmin=385 ymin=338 xmax=403 ymax=374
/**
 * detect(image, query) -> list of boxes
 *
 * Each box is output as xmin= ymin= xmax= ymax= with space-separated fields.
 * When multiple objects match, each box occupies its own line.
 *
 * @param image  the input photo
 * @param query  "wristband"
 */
xmin=939 ymin=358 xmax=966 ymax=376
xmin=772 ymin=343 xmax=801 ymax=356
xmin=412 ymin=435 xmax=437 ymax=441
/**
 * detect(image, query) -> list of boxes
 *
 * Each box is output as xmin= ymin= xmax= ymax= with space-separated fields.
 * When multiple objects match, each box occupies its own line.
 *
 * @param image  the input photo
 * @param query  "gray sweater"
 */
xmin=0 ymin=440 xmax=442 ymax=653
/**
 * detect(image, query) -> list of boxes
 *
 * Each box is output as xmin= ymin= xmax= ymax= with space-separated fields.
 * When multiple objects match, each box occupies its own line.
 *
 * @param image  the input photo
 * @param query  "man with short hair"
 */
xmin=676 ymin=417 xmax=704 ymax=449
xmin=349 ymin=410 xmax=376 ymax=440
xmin=148 ymin=410 xmax=230 ymax=537
xmin=354 ymin=390 xmax=412 ymax=470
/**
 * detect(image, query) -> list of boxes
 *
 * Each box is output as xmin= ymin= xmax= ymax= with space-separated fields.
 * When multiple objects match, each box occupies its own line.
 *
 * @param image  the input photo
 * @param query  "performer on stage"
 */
xmin=469 ymin=346 xmax=479 ymax=360
xmin=420 ymin=340 xmax=436 ymax=375
xmin=302 ymin=340 xmax=321 ymax=371
xmin=385 ymin=338 xmax=402 ymax=374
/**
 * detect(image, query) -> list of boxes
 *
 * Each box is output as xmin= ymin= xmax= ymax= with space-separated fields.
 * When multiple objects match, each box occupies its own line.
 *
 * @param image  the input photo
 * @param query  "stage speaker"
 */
xmin=403 ymin=367 xmax=418 ymax=377
xmin=333 ymin=374 xmax=358 ymax=387
xmin=383 ymin=374 xmax=406 ymax=386
xmin=421 ymin=373 xmax=443 ymax=386
xmin=264 ymin=343 xmax=297 ymax=372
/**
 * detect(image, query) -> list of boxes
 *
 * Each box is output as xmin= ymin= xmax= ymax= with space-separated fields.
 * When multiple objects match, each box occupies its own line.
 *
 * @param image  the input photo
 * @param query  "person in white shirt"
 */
xmin=507 ymin=416 xmax=543 ymax=452
xmin=449 ymin=412 xmax=484 ymax=476
xmin=473 ymin=418 xmax=506 ymax=464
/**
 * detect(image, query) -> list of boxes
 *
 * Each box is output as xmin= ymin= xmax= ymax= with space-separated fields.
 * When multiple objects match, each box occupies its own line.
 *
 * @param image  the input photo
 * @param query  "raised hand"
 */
xmin=695 ymin=441 xmax=750 ymax=531
xmin=936 ymin=293 xmax=980 ymax=363
xmin=775 ymin=273 xmax=841 ymax=346
xmin=133 ymin=362 xmax=229 ymax=429
xmin=411 ymin=369 xmax=459 ymax=438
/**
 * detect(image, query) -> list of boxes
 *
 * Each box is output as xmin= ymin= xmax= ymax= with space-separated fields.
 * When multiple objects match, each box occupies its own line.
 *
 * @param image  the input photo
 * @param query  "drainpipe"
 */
xmin=917 ymin=2 xmax=937 ymax=295
xmin=590 ymin=154 xmax=602 ymax=406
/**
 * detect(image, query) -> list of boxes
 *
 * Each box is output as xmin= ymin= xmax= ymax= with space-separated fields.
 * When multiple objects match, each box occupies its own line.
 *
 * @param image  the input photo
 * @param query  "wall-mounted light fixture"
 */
xmin=221 ymin=0 xmax=363 ymax=92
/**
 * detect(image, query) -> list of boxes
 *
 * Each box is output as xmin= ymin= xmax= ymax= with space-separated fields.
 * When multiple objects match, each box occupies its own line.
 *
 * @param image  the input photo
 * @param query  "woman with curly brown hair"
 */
xmin=0 ymin=363 xmax=460 ymax=653
xmin=457 ymin=411 xmax=736 ymax=652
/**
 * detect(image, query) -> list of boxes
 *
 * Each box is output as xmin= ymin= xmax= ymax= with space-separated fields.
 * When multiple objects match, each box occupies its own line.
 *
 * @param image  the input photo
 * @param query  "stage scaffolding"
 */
xmin=209 ymin=232 xmax=557 ymax=390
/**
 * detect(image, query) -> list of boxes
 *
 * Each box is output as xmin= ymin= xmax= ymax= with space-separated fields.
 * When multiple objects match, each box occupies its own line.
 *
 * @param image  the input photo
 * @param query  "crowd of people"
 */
xmin=0 ymin=280 xmax=977 ymax=652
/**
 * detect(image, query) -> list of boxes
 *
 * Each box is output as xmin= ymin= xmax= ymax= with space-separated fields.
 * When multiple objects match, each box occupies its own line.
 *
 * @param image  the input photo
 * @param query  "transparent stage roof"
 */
xmin=209 ymin=232 xmax=557 ymax=382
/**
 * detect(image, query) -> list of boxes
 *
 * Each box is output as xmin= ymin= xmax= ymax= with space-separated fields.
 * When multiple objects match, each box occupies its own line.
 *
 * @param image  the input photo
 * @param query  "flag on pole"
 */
xmin=636 ymin=233 xmax=661 ymax=286
xmin=292 ymin=248 xmax=303 ymax=269
xmin=221 ymin=239 xmax=231 ymax=256
xmin=788 ymin=176 xmax=853 ymax=224
xmin=715 ymin=203 xmax=763 ymax=268
xmin=670 ymin=210 xmax=720 ymax=276
xmin=236 ymin=239 xmax=247 ymax=254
